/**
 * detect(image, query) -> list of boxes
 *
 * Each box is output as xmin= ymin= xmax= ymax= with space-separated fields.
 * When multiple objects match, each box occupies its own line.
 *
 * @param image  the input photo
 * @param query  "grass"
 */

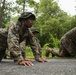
xmin=26 ymin=46 xmax=53 ymax=59
xmin=26 ymin=46 xmax=34 ymax=58
xmin=6 ymin=46 xmax=58 ymax=59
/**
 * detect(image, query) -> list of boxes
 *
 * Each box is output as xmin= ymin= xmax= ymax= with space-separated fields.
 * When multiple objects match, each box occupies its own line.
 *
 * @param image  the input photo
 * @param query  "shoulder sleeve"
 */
xmin=7 ymin=23 xmax=24 ymax=64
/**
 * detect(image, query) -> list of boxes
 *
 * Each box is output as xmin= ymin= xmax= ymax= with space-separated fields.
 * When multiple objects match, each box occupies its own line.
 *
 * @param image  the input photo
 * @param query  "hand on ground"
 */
xmin=37 ymin=58 xmax=48 ymax=62
xmin=19 ymin=60 xmax=33 ymax=66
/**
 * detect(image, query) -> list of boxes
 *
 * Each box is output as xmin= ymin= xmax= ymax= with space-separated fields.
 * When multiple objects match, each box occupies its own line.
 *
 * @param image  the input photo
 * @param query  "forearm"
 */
xmin=33 ymin=50 xmax=41 ymax=60
xmin=13 ymin=54 xmax=24 ymax=64
xmin=28 ymin=37 xmax=41 ymax=60
xmin=20 ymin=41 xmax=26 ymax=59
xmin=8 ymin=43 xmax=24 ymax=64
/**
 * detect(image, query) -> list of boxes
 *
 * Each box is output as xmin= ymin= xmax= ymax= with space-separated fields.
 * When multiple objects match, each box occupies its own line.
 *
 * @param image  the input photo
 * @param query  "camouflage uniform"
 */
xmin=31 ymin=27 xmax=42 ymax=57
xmin=20 ymin=27 xmax=42 ymax=58
xmin=33 ymin=37 xmax=42 ymax=57
xmin=46 ymin=27 xmax=76 ymax=57
xmin=0 ymin=12 xmax=41 ymax=64
xmin=0 ymin=28 xmax=8 ymax=61
xmin=5 ymin=27 xmax=42 ymax=59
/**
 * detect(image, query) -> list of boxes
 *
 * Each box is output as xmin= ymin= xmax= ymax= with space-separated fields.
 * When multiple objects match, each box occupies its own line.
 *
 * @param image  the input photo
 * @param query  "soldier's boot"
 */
xmin=45 ymin=48 xmax=55 ymax=57
xmin=4 ymin=54 xmax=7 ymax=59
xmin=50 ymin=48 xmax=60 ymax=57
xmin=0 ymin=49 xmax=6 ymax=62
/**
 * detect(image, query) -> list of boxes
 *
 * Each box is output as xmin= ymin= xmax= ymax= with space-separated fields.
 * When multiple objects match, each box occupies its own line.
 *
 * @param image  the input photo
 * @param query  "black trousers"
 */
xmin=0 ymin=49 xmax=6 ymax=61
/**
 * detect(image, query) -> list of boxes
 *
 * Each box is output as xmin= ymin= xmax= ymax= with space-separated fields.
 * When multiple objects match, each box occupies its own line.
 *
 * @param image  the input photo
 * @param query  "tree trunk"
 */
xmin=23 ymin=0 xmax=25 ymax=12
xmin=0 ymin=0 xmax=6 ymax=27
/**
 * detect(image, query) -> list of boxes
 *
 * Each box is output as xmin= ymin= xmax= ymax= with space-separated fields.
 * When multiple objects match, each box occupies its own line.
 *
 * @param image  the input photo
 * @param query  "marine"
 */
xmin=46 ymin=27 xmax=76 ymax=57
xmin=0 ymin=12 xmax=47 ymax=66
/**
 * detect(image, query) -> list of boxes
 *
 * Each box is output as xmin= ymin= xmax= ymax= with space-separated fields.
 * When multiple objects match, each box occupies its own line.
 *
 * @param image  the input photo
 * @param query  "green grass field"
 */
xmin=25 ymin=46 xmax=53 ymax=59
xmin=6 ymin=46 xmax=57 ymax=59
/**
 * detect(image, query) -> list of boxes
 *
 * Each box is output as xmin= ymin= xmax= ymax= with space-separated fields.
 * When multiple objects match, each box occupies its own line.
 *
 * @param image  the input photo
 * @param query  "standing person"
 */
xmin=45 ymin=27 xmax=76 ymax=57
xmin=0 ymin=12 xmax=47 ymax=66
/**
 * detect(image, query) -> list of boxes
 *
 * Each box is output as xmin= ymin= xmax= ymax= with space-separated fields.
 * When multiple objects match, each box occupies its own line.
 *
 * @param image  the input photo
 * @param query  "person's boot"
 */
xmin=45 ymin=48 xmax=53 ymax=57
xmin=45 ymin=48 xmax=50 ymax=57
xmin=45 ymin=48 xmax=56 ymax=57
xmin=51 ymin=48 xmax=60 ymax=57
xmin=4 ymin=54 xmax=7 ymax=59
xmin=0 ymin=49 xmax=6 ymax=62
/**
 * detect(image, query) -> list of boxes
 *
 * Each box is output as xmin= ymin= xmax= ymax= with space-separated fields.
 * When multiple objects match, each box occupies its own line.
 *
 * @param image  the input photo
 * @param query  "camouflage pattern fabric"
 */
xmin=51 ymin=27 xmax=76 ymax=57
xmin=0 ymin=21 xmax=41 ymax=64
xmin=20 ymin=41 xmax=26 ymax=59
xmin=0 ymin=28 xmax=8 ymax=49
xmin=32 ymin=37 xmax=42 ymax=57
xmin=59 ymin=27 xmax=76 ymax=57
xmin=20 ymin=27 xmax=42 ymax=58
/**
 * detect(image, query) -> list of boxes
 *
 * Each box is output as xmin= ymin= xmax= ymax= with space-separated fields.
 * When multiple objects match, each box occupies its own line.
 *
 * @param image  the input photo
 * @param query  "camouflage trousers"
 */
xmin=0 ymin=49 xmax=6 ymax=61
xmin=51 ymin=37 xmax=76 ymax=57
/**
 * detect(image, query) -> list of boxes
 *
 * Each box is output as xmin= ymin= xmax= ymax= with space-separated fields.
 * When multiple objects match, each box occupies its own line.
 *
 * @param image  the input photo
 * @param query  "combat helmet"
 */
xmin=31 ymin=27 xmax=39 ymax=33
xmin=18 ymin=12 xmax=36 ymax=21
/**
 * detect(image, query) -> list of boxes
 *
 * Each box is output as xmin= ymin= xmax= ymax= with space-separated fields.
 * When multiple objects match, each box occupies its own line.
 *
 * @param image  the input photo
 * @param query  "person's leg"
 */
xmin=50 ymin=48 xmax=61 ymax=57
xmin=45 ymin=41 xmax=70 ymax=57
xmin=63 ymin=39 xmax=76 ymax=57
xmin=61 ymin=35 xmax=76 ymax=57
xmin=45 ymin=48 xmax=52 ymax=57
xmin=0 ymin=49 xmax=6 ymax=61
xmin=59 ymin=48 xmax=70 ymax=57
xmin=4 ymin=54 xmax=7 ymax=59
xmin=45 ymin=48 xmax=60 ymax=57
xmin=45 ymin=47 xmax=70 ymax=57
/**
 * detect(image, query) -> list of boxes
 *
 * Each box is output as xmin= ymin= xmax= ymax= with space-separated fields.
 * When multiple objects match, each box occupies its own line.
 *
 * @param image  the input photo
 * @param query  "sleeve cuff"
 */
xmin=14 ymin=54 xmax=24 ymax=64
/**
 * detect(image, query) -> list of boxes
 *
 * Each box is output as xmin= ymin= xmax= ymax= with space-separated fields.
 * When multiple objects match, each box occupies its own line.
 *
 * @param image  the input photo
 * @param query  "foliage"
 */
xmin=42 ymin=43 xmax=50 ymax=58
xmin=0 ymin=0 xmax=76 ymax=57
xmin=34 ymin=0 xmax=74 ymax=47
xmin=25 ymin=46 xmax=34 ymax=58
xmin=0 ymin=0 xmax=14 ymax=27
xmin=49 ymin=34 xmax=60 ymax=48
xmin=25 ymin=43 xmax=53 ymax=58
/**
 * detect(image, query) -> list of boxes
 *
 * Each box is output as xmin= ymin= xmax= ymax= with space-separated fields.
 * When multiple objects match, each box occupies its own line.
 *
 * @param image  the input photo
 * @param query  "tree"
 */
xmin=0 ymin=0 xmax=6 ymax=27
xmin=0 ymin=0 xmax=14 ymax=27
xmin=34 ymin=0 xmax=72 ymax=47
xmin=13 ymin=0 xmax=37 ymax=14
xmin=70 ymin=15 xmax=76 ymax=29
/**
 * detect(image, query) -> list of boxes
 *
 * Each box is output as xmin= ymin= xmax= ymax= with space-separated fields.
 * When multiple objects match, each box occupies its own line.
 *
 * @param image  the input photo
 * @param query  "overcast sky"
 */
xmin=35 ymin=0 xmax=76 ymax=16
xmin=57 ymin=0 xmax=76 ymax=16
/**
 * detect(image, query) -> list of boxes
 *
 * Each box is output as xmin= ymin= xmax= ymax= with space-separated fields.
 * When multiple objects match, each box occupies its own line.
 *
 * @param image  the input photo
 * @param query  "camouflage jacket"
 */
xmin=60 ymin=27 xmax=76 ymax=56
xmin=33 ymin=37 xmax=42 ymax=57
xmin=0 ymin=21 xmax=41 ymax=64
xmin=26 ymin=36 xmax=42 ymax=56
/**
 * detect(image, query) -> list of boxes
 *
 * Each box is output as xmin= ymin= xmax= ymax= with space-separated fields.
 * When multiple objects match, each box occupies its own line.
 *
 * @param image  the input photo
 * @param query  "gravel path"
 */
xmin=0 ymin=58 xmax=76 ymax=75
